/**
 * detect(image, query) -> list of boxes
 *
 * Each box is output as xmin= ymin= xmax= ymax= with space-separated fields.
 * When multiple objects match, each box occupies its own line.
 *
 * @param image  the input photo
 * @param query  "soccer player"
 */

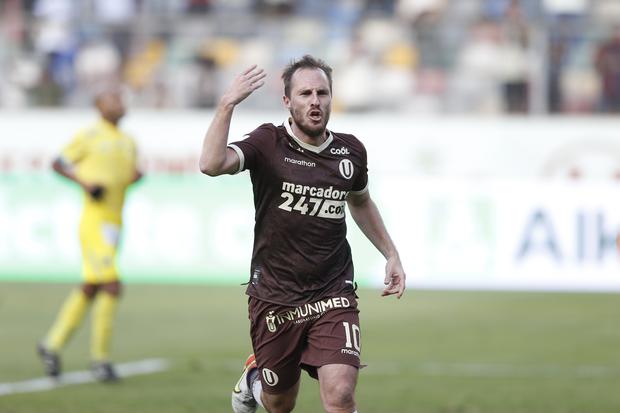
xmin=199 ymin=55 xmax=406 ymax=413
xmin=37 ymin=88 xmax=143 ymax=383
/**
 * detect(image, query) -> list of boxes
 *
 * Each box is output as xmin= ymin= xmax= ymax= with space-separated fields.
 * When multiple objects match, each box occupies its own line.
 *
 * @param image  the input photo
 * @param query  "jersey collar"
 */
xmin=99 ymin=118 xmax=120 ymax=134
xmin=284 ymin=118 xmax=333 ymax=154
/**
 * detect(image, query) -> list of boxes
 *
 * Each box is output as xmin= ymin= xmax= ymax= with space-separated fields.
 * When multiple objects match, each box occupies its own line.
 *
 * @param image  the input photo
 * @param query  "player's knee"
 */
xmin=321 ymin=381 xmax=356 ymax=412
xmin=263 ymin=393 xmax=296 ymax=413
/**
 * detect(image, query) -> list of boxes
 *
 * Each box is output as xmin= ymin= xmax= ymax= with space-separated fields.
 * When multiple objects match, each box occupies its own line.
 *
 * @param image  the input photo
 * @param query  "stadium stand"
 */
xmin=1 ymin=0 xmax=620 ymax=114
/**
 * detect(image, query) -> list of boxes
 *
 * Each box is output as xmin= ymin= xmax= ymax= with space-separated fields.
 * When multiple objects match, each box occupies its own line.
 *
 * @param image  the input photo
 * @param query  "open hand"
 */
xmin=382 ymin=254 xmax=406 ymax=299
xmin=221 ymin=65 xmax=267 ymax=106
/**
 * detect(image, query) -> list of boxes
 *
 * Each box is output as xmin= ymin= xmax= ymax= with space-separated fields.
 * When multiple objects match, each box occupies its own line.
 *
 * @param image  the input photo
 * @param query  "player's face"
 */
xmin=96 ymin=91 xmax=126 ymax=123
xmin=284 ymin=68 xmax=331 ymax=139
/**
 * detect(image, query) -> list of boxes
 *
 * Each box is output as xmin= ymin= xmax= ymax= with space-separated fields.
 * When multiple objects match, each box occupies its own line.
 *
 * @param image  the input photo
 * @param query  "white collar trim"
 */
xmin=284 ymin=118 xmax=333 ymax=154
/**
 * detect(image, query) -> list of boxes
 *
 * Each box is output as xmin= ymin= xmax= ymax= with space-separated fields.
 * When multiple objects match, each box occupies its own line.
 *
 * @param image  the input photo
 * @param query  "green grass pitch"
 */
xmin=1 ymin=283 xmax=619 ymax=413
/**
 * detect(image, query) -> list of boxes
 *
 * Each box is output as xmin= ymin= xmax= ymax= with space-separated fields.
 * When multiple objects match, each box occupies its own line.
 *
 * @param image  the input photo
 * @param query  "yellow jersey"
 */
xmin=60 ymin=119 xmax=138 ymax=224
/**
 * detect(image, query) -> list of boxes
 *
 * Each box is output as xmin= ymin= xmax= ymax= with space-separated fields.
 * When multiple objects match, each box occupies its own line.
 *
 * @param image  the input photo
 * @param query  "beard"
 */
xmin=290 ymin=107 xmax=330 ymax=138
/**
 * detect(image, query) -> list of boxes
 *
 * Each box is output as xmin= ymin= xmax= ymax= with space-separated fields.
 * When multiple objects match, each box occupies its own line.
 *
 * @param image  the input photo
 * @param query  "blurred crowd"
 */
xmin=2 ymin=0 xmax=620 ymax=114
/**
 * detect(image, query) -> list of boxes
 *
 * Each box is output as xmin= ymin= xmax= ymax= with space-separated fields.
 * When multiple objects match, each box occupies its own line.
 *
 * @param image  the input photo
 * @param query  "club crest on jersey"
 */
xmin=339 ymin=159 xmax=354 ymax=179
xmin=262 ymin=368 xmax=279 ymax=386
xmin=266 ymin=311 xmax=277 ymax=332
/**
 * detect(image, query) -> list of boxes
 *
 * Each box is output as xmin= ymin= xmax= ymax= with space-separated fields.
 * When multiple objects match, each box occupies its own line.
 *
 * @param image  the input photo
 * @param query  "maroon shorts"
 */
xmin=249 ymin=295 xmax=361 ymax=394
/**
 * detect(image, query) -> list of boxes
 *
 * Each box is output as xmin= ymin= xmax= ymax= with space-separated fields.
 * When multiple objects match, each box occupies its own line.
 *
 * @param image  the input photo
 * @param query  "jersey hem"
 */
xmin=245 ymin=290 xmax=358 ymax=307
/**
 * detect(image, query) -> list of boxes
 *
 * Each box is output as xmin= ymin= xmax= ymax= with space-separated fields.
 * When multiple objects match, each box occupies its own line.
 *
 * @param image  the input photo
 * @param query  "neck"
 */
xmin=102 ymin=117 xmax=119 ymax=127
xmin=290 ymin=121 xmax=326 ymax=146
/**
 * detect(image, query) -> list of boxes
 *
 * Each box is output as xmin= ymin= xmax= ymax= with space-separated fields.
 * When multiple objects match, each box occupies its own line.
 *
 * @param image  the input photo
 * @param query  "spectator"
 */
xmin=450 ymin=19 xmax=505 ymax=113
xmin=32 ymin=0 xmax=78 ymax=104
xmin=498 ymin=0 xmax=530 ymax=113
xmin=594 ymin=25 xmax=620 ymax=113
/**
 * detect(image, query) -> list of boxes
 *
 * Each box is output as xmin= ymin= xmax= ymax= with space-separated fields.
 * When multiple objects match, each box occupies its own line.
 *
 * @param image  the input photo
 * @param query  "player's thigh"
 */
xmin=302 ymin=299 xmax=361 ymax=376
xmin=249 ymin=297 xmax=306 ymax=395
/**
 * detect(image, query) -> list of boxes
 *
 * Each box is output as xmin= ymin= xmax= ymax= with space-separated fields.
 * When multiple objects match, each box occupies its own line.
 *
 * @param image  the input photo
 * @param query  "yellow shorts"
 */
xmin=79 ymin=218 xmax=121 ymax=283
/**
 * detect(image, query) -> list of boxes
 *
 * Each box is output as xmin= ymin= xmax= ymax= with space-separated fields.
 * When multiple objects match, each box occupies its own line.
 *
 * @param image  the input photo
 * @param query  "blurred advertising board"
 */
xmin=1 ymin=111 xmax=620 ymax=290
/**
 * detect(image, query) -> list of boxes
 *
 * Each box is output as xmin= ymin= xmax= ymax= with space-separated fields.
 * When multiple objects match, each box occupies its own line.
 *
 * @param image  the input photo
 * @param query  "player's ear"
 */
xmin=282 ymin=95 xmax=290 ymax=109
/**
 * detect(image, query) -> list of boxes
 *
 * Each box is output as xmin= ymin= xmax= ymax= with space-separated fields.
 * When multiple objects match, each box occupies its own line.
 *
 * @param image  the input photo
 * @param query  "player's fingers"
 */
xmin=249 ymin=68 xmax=265 ymax=77
xmin=249 ymin=73 xmax=267 ymax=87
xmin=251 ymin=80 xmax=265 ymax=90
xmin=242 ymin=64 xmax=258 ymax=75
xmin=248 ymin=74 xmax=266 ymax=88
xmin=246 ymin=69 xmax=265 ymax=83
xmin=382 ymin=274 xmax=405 ymax=298
xmin=381 ymin=282 xmax=397 ymax=295
xmin=381 ymin=287 xmax=397 ymax=297
xmin=242 ymin=71 xmax=266 ymax=92
xmin=251 ymin=71 xmax=267 ymax=82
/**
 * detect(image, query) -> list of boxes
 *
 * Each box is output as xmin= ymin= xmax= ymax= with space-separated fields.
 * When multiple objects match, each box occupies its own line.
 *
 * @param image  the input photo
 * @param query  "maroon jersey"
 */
xmin=228 ymin=119 xmax=368 ymax=306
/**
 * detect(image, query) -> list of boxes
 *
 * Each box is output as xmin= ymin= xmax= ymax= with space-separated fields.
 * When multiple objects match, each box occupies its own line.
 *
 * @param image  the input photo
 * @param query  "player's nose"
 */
xmin=310 ymin=91 xmax=320 ymax=105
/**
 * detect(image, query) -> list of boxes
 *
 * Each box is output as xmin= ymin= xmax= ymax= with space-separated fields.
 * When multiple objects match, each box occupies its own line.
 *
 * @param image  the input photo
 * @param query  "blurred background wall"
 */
xmin=1 ymin=0 xmax=620 ymax=290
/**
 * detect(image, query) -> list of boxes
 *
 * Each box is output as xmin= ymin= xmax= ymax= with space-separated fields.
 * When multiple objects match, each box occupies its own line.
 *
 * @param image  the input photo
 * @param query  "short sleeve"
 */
xmin=59 ymin=132 xmax=89 ymax=165
xmin=351 ymin=143 xmax=369 ymax=194
xmin=227 ymin=124 xmax=275 ymax=174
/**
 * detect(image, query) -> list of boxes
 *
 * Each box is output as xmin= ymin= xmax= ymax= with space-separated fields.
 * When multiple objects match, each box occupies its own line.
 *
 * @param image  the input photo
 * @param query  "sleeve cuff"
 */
xmin=227 ymin=144 xmax=245 ymax=174
xmin=58 ymin=155 xmax=76 ymax=171
xmin=350 ymin=182 xmax=369 ymax=195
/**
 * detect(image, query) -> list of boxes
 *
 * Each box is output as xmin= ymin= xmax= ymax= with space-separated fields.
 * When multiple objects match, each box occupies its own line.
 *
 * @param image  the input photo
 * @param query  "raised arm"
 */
xmin=347 ymin=190 xmax=406 ymax=298
xmin=199 ymin=65 xmax=266 ymax=176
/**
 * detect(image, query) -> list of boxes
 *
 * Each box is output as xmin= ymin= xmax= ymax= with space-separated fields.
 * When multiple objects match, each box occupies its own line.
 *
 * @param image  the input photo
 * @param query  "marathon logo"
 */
xmin=284 ymin=157 xmax=316 ymax=168
xmin=341 ymin=348 xmax=360 ymax=357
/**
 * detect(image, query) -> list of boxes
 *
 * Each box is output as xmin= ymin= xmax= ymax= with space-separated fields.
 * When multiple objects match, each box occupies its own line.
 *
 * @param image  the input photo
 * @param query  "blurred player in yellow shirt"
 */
xmin=37 ymin=88 xmax=143 ymax=382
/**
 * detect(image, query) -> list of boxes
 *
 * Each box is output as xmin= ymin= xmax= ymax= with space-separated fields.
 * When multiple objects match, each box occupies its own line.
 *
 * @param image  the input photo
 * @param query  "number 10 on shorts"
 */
xmin=342 ymin=321 xmax=361 ymax=351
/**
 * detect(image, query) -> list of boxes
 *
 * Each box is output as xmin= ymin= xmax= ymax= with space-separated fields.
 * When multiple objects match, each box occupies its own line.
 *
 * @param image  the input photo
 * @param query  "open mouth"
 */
xmin=309 ymin=110 xmax=322 ymax=121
